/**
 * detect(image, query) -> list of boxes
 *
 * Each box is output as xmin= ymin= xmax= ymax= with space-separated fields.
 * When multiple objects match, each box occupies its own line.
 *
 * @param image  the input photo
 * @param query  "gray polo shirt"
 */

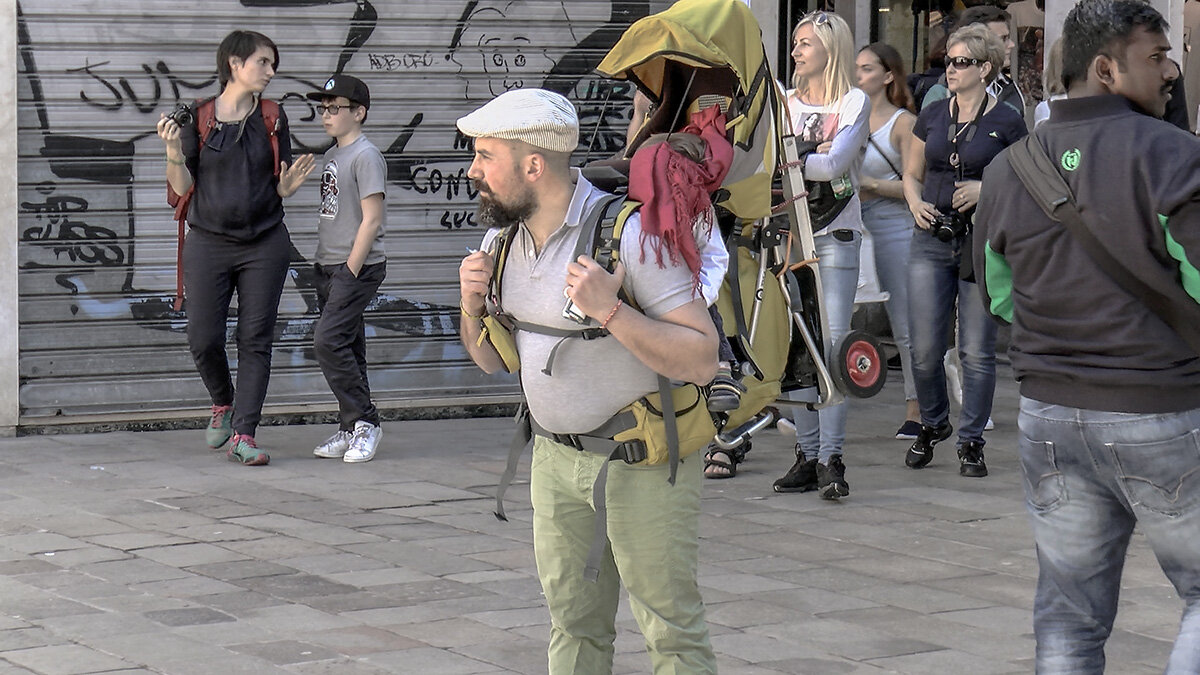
xmin=480 ymin=172 xmax=697 ymax=434
xmin=316 ymin=135 xmax=387 ymax=266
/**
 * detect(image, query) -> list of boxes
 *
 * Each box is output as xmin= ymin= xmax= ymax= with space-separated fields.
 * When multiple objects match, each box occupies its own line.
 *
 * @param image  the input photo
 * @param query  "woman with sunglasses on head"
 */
xmin=901 ymin=24 xmax=1026 ymax=479
xmin=771 ymin=11 xmax=869 ymax=500
xmin=855 ymin=42 xmax=921 ymax=441
xmin=157 ymin=31 xmax=315 ymax=466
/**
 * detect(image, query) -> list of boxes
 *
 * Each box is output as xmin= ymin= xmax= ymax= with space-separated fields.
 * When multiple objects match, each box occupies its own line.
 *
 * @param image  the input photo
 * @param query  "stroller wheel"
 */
xmin=832 ymin=330 xmax=887 ymax=398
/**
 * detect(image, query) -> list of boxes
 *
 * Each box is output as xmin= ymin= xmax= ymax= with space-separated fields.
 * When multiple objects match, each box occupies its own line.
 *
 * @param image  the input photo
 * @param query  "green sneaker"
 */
xmin=227 ymin=434 xmax=269 ymax=466
xmin=206 ymin=405 xmax=234 ymax=448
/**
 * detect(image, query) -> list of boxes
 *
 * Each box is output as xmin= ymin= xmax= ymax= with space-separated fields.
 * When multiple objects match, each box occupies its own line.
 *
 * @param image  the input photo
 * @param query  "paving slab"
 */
xmin=0 ymin=367 xmax=1185 ymax=673
xmin=1 ymin=644 xmax=135 ymax=675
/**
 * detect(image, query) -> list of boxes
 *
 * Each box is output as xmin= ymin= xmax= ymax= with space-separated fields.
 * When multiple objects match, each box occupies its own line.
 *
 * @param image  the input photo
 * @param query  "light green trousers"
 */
xmin=530 ymin=435 xmax=717 ymax=675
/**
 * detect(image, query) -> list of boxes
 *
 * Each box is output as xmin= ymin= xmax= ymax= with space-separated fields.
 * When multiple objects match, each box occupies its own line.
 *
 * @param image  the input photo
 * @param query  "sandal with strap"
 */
xmin=704 ymin=444 xmax=747 ymax=479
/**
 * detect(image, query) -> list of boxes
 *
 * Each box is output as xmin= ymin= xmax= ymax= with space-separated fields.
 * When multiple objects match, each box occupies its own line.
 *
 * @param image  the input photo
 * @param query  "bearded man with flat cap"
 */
xmin=457 ymin=88 xmax=719 ymax=674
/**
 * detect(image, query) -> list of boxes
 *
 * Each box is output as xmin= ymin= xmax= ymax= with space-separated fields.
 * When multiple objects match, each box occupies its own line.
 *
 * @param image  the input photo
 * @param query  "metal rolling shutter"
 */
xmin=15 ymin=0 xmax=667 ymax=422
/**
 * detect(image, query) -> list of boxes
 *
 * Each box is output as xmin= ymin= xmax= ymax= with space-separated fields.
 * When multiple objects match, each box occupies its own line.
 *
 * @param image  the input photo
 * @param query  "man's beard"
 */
xmin=476 ymin=181 xmax=537 ymax=228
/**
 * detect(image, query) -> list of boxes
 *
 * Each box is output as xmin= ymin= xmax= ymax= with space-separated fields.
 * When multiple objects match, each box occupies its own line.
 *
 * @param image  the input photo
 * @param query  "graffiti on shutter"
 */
xmin=16 ymin=0 xmax=665 ymax=418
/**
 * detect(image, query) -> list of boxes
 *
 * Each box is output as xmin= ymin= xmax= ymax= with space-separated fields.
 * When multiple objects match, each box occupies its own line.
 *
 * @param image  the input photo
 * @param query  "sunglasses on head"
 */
xmin=946 ymin=56 xmax=983 ymax=70
xmin=804 ymin=10 xmax=830 ymax=26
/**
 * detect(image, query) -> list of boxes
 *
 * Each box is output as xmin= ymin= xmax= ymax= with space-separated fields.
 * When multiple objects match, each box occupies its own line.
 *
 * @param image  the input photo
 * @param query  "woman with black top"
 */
xmin=157 ymin=31 xmax=314 ymax=466
xmin=901 ymin=24 xmax=1026 ymax=479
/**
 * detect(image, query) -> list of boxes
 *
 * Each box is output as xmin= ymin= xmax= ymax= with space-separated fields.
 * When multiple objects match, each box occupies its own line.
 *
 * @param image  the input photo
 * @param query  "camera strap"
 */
xmin=946 ymin=94 xmax=987 ymax=182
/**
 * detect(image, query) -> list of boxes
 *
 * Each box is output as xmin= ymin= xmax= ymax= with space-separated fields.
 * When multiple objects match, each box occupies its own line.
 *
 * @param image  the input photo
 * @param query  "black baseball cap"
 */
xmin=307 ymin=74 xmax=370 ymax=109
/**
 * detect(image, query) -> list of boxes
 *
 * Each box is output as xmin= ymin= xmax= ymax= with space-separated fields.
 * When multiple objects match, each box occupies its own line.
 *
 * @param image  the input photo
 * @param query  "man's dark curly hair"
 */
xmin=1061 ymin=0 xmax=1168 ymax=90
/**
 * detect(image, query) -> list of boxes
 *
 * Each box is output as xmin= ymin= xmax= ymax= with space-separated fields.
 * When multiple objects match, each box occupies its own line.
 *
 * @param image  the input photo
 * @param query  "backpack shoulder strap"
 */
xmin=488 ymin=225 xmax=518 ymax=309
xmin=589 ymin=196 xmax=640 ymax=308
xmin=167 ymin=96 xmax=217 ymax=312
xmin=1005 ymin=135 xmax=1072 ymax=220
xmin=1007 ymin=134 xmax=1200 ymax=356
xmin=195 ymin=96 xmax=218 ymax=146
xmin=259 ymin=98 xmax=281 ymax=177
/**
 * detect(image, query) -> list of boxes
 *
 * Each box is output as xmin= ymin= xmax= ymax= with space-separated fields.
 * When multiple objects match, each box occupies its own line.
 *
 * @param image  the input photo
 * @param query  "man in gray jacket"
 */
xmin=975 ymin=1 xmax=1200 ymax=672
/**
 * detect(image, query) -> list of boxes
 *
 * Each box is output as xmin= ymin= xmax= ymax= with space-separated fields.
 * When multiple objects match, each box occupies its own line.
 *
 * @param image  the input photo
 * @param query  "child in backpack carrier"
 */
xmin=628 ymin=124 xmax=743 ymax=413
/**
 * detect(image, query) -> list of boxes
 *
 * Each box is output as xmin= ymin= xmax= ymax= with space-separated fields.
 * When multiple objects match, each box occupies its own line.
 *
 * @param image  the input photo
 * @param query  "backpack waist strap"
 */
xmin=529 ymin=412 xmax=646 ymax=464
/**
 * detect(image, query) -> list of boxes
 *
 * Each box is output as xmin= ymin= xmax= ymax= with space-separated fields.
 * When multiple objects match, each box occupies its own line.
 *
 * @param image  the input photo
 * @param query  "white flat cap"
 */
xmin=456 ymin=88 xmax=579 ymax=153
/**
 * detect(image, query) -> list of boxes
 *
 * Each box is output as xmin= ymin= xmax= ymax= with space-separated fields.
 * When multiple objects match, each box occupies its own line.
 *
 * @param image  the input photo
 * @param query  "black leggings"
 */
xmin=183 ymin=225 xmax=291 ymax=436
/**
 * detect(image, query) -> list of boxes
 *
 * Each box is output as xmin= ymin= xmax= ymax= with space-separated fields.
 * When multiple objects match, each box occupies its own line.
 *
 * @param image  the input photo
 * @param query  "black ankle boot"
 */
xmin=957 ymin=441 xmax=988 ymax=477
xmin=816 ymin=456 xmax=849 ymax=500
xmin=773 ymin=446 xmax=818 ymax=493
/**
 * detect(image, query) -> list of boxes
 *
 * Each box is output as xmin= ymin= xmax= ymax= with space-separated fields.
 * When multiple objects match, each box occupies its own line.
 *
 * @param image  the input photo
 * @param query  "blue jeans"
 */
xmin=862 ymin=199 xmax=917 ymax=402
xmin=789 ymin=231 xmax=861 ymax=463
xmin=906 ymin=231 xmax=997 ymax=445
xmin=1017 ymin=397 xmax=1200 ymax=674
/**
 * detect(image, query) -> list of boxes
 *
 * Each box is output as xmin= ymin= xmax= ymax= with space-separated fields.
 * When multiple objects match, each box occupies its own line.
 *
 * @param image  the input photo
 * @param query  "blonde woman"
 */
xmin=901 ymin=24 xmax=1026 ymax=478
xmin=772 ymin=11 xmax=869 ymax=500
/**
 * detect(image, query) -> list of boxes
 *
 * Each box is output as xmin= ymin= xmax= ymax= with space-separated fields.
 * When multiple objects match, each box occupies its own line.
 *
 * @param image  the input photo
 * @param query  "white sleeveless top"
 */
xmin=861 ymin=109 xmax=906 ymax=182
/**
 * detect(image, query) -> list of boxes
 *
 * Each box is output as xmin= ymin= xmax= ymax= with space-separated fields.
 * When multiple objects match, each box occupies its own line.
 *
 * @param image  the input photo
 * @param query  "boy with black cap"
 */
xmin=306 ymin=74 xmax=388 ymax=463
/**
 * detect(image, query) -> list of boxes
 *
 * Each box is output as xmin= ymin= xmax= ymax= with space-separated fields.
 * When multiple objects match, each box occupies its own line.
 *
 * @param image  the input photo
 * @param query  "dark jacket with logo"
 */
xmin=975 ymin=95 xmax=1200 ymax=414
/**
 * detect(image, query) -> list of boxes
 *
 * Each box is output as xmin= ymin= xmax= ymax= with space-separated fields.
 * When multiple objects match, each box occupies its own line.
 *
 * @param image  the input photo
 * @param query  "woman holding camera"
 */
xmin=768 ymin=11 xmax=869 ymax=500
xmin=901 ymin=24 xmax=1025 ymax=478
xmin=157 ymin=31 xmax=314 ymax=465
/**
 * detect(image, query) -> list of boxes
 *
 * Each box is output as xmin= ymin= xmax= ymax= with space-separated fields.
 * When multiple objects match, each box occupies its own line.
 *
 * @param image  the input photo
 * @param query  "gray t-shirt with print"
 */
xmin=479 ymin=173 xmax=698 ymax=434
xmin=316 ymin=135 xmax=387 ymax=266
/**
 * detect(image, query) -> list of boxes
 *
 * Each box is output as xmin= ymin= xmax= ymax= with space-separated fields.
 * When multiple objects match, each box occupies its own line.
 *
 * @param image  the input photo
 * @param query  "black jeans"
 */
xmin=314 ymin=261 xmax=386 ymax=430
xmin=183 ymin=225 xmax=291 ymax=436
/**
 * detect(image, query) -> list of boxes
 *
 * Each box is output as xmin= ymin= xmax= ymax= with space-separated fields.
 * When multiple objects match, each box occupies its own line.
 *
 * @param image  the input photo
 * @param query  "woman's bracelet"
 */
xmin=165 ymin=155 xmax=185 ymax=166
xmin=460 ymin=300 xmax=485 ymax=320
xmin=601 ymin=299 xmax=623 ymax=329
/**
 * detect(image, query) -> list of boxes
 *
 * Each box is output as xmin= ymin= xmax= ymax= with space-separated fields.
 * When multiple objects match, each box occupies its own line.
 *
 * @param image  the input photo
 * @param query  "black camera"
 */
xmin=165 ymin=103 xmax=193 ymax=127
xmin=931 ymin=211 xmax=970 ymax=242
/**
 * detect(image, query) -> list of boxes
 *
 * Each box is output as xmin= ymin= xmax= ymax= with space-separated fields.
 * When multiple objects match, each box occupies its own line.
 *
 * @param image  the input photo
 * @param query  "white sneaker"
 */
xmin=313 ymin=429 xmax=352 ymax=458
xmin=344 ymin=421 xmax=382 ymax=463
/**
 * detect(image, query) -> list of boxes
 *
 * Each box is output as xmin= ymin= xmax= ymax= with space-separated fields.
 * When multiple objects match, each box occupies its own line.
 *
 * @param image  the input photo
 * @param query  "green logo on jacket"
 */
xmin=1061 ymin=148 xmax=1081 ymax=172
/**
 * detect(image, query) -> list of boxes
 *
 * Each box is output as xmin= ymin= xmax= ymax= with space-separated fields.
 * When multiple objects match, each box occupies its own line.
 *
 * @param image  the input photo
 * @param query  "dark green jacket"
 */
xmin=975 ymin=95 xmax=1200 ymax=413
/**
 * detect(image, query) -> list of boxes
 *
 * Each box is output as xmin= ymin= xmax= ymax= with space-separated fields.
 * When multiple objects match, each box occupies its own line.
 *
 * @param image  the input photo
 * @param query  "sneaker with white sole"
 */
xmin=777 ymin=417 xmax=796 ymax=436
xmin=344 ymin=421 xmax=382 ymax=463
xmin=313 ymin=429 xmax=352 ymax=458
xmin=894 ymin=420 xmax=922 ymax=440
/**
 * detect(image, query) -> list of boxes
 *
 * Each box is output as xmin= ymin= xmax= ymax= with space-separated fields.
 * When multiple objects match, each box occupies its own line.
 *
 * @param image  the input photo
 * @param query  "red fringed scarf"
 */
xmin=628 ymin=106 xmax=733 ymax=293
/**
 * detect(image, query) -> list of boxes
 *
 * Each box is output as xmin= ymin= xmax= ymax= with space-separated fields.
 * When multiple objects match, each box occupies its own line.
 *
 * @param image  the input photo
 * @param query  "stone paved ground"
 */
xmin=0 ymin=366 xmax=1183 ymax=674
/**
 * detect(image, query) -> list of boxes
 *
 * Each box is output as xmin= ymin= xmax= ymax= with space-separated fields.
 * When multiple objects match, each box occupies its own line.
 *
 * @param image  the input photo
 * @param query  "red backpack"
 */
xmin=167 ymin=97 xmax=282 ymax=310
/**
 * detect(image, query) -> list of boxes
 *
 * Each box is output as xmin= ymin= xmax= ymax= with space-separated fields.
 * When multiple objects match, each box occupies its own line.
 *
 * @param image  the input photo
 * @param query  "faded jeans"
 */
xmin=1018 ymin=397 xmax=1200 ymax=674
xmin=907 ymin=230 xmax=996 ymax=445
xmin=862 ymin=199 xmax=917 ymax=402
xmin=789 ymin=230 xmax=861 ymax=462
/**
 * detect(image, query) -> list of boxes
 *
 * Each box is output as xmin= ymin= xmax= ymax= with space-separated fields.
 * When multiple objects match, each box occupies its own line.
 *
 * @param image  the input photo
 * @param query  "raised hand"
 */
xmin=278 ymin=154 xmax=316 ymax=197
